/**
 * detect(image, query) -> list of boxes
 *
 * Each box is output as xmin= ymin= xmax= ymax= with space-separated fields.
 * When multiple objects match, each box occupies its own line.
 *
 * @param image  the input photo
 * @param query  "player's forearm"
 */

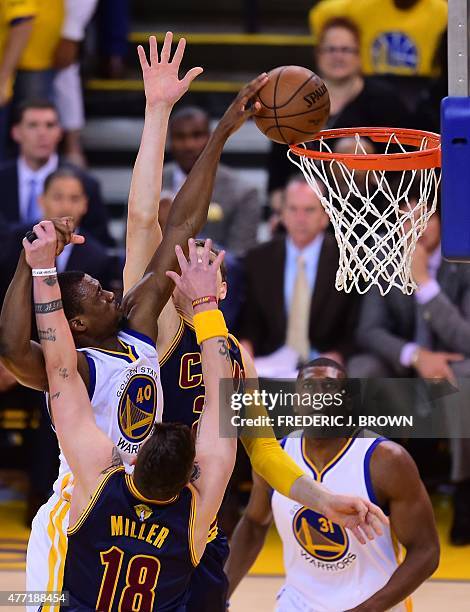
xmin=224 ymin=515 xmax=269 ymax=598
xmin=195 ymin=306 xmax=234 ymax=463
xmin=32 ymin=273 xmax=77 ymax=376
xmin=348 ymin=546 xmax=439 ymax=612
xmin=0 ymin=20 xmax=34 ymax=86
xmin=124 ymin=104 xmax=169 ymax=291
xmin=0 ymin=252 xmax=33 ymax=360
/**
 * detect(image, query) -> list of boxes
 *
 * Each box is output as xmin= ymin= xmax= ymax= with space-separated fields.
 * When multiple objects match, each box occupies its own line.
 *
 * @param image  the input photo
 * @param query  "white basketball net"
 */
xmin=288 ymin=132 xmax=441 ymax=296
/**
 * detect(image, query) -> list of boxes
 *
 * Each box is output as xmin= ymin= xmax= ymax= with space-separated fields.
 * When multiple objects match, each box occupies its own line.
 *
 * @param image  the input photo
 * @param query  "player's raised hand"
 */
xmin=166 ymin=238 xmax=224 ymax=302
xmin=216 ymin=72 xmax=269 ymax=137
xmin=320 ymin=491 xmax=388 ymax=545
xmin=23 ymin=220 xmax=59 ymax=269
xmin=137 ymin=33 xmax=203 ymax=110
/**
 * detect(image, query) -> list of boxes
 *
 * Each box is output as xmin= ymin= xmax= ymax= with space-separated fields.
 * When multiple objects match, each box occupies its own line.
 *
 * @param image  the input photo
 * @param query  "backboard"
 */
xmin=441 ymin=0 xmax=470 ymax=260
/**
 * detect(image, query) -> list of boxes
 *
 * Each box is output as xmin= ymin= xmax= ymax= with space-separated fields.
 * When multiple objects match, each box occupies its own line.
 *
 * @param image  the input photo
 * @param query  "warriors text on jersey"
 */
xmin=271 ymin=434 xmax=411 ymax=612
xmin=160 ymin=312 xmax=244 ymax=429
xmin=26 ymin=329 xmax=163 ymax=604
xmin=63 ymin=467 xmax=198 ymax=611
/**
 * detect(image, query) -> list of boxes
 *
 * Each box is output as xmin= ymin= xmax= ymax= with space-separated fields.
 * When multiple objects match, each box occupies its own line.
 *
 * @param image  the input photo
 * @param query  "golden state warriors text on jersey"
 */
xmin=116 ymin=367 xmax=159 ymax=455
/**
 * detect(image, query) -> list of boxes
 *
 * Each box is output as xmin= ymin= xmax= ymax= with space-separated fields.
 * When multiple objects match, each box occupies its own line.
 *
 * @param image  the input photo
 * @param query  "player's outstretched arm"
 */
xmin=123 ymin=33 xmax=203 ymax=294
xmin=225 ymin=471 xmax=273 ymax=598
xmin=122 ymin=73 xmax=268 ymax=343
xmin=166 ymin=238 xmax=236 ymax=561
xmin=0 ymin=218 xmax=85 ymax=391
xmin=345 ymin=442 xmax=439 ymax=612
xmin=237 ymin=351 xmax=388 ymax=544
xmin=23 ymin=221 xmax=117 ymax=498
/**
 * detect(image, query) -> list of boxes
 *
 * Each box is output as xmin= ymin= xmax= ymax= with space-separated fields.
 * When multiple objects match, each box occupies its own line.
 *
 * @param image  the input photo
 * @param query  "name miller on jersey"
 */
xmin=110 ymin=515 xmax=170 ymax=548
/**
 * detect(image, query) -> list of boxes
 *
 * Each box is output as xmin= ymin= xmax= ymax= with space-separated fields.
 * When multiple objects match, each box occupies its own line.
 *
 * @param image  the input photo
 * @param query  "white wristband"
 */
xmin=32 ymin=267 xmax=57 ymax=277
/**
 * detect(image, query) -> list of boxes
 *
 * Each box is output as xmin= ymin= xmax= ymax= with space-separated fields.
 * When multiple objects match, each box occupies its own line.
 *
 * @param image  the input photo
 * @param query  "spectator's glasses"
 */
xmin=318 ymin=45 xmax=359 ymax=55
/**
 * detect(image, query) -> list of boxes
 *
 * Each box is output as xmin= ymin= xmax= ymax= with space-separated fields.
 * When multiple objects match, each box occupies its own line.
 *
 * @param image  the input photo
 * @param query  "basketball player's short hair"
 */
xmin=13 ymin=99 xmax=59 ymax=125
xmin=318 ymin=17 xmax=361 ymax=46
xmin=134 ymin=423 xmax=196 ymax=499
xmin=44 ymin=167 xmax=86 ymax=194
xmin=169 ymin=106 xmax=209 ymax=129
xmin=194 ymin=238 xmax=228 ymax=283
xmin=58 ymin=271 xmax=86 ymax=320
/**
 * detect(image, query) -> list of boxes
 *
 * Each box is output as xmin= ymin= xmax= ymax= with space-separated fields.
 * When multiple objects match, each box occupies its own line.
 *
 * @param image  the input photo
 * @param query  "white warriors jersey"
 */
xmin=271 ymin=434 xmax=411 ymax=612
xmin=51 ymin=329 xmax=163 ymax=500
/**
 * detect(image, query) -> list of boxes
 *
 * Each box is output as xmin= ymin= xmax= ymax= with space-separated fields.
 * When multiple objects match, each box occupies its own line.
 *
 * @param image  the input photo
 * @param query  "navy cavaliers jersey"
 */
xmin=63 ymin=467 xmax=197 ymax=611
xmin=160 ymin=312 xmax=245 ymax=429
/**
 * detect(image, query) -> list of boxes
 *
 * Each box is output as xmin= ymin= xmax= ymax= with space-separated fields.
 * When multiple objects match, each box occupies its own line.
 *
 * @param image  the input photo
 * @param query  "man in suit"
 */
xmin=162 ymin=106 xmax=260 ymax=257
xmin=350 ymin=207 xmax=470 ymax=545
xmin=0 ymin=98 xmax=113 ymax=245
xmin=240 ymin=175 xmax=359 ymax=367
xmin=0 ymin=167 xmax=122 ymax=302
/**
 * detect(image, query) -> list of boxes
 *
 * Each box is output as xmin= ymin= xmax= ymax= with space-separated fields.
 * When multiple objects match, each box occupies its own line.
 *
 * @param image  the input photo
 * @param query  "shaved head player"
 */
xmin=225 ymin=359 xmax=440 ymax=612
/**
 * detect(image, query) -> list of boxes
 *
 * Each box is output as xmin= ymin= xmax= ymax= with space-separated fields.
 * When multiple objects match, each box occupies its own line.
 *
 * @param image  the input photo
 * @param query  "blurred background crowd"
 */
xmin=1 ymin=0 xmax=469 ymax=554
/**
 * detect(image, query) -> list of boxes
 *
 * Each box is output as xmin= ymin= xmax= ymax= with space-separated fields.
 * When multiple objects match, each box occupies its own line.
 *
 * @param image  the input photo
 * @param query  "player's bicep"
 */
xmin=49 ymin=372 xmax=114 ymax=491
xmin=123 ymin=224 xmax=163 ymax=296
xmin=371 ymin=443 xmax=437 ymax=549
xmin=1 ymin=340 xmax=48 ymax=391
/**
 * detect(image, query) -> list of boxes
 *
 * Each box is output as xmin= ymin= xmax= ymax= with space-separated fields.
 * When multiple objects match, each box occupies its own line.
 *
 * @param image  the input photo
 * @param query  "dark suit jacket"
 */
xmin=356 ymin=259 xmax=470 ymax=371
xmin=0 ymin=230 xmax=122 ymax=307
xmin=0 ymin=159 xmax=113 ymax=246
xmin=240 ymin=234 xmax=360 ymax=357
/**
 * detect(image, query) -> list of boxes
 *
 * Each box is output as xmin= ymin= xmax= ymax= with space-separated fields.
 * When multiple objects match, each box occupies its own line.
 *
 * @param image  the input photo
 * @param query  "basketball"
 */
xmin=253 ymin=65 xmax=330 ymax=145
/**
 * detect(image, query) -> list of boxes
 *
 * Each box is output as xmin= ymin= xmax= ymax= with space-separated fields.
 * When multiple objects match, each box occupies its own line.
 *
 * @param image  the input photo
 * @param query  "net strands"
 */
xmin=288 ymin=132 xmax=441 ymax=296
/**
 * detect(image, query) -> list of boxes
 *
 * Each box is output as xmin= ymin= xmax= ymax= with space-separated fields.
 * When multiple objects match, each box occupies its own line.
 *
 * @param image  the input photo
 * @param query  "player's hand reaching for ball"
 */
xmin=216 ymin=73 xmax=269 ymax=137
xmin=320 ymin=491 xmax=388 ymax=545
xmin=166 ymin=238 xmax=224 ymax=306
xmin=138 ymin=33 xmax=203 ymax=110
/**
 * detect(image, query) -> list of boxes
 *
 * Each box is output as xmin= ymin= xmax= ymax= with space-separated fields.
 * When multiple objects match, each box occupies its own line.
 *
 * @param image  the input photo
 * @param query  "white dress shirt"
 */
xmin=18 ymin=154 xmax=59 ymax=222
xmin=400 ymin=246 xmax=442 ymax=367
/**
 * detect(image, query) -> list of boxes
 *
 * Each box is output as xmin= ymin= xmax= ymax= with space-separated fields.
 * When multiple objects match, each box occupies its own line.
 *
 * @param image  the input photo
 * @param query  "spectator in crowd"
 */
xmin=0 ymin=0 xmax=36 ymax=160
xmin=267 ymin=17 xmax=409 ymax=218
xmin=350 ymin=200 xmax=470 ymax=546
xmin=0 ymin=167 xmax=122 ymax=303
xmin=97 ymin=0 xmax=129 ymax=79
xmin=240 ymin=175 xmax=359 ymax=373
xmin=53 ymin=0 xmax=99 ymax=167
xmin=309 ymin=0 xmax=447 ymax=78
xmin=13 ymin=0 xmax=64 ymax=105
xmin=163 ymin=106 xmax=261 ymax=256
xmin=0 ymin=99 xmax=113 ymax=245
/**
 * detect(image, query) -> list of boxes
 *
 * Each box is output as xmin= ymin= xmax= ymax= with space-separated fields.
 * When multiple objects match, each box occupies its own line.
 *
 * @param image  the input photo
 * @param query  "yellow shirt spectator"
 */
xmin=309 ymin=0 xmax=447 ymax=77
xmin=19 ymin=0 xmax=64 ymax=70
xmin=0 ymin=0 xmax=37 ymax=100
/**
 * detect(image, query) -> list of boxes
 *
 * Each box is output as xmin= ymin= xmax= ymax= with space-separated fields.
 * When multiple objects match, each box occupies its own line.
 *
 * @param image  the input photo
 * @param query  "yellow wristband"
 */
xmin=193 ymin=309 xmax=228 ymax=345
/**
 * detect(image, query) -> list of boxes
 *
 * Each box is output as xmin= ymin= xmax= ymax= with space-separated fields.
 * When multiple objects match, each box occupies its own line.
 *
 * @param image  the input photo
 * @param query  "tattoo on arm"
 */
xmin=38 ymin=327 xmax=56 ymax=342
xmin=59 ymin=367 xmax=69 ymax=379
xmin=190 ymin=462 xmax=201 ymax=483
xmin=218 ymin=339 xmax=231 ymax=362
xmin=51 ymin=391 xmax=60 ymax=400
xmin=102 ymin=447 xmax=123 ymax=474
xmin=34 ymin=299 xmax=63 ymax=314
xmin=43 ymin=276 xmax=58 ymax=287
